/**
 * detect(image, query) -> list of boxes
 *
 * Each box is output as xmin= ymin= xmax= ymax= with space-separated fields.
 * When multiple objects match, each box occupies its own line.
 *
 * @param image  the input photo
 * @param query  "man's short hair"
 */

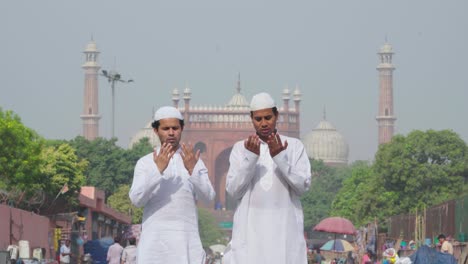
xmin=151 ymin=119 xmax=185 ymax=129
xmin=250 ymin=107 xmax=278 ymax=118
xmin=438 ymin=234 xmax=446 ymax=240
xmin=128 ymin=237 xmax=136 ymax=245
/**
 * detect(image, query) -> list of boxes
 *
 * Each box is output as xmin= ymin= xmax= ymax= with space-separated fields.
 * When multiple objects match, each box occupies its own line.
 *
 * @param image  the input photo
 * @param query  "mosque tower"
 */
xmin=80 ymin=40 xmax=101 ymax=140
xmin=376 ymin=42 xmax=396 ymax=145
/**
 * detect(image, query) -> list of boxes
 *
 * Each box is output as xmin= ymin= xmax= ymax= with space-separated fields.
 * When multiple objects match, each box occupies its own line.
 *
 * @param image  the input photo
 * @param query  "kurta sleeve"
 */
xmin=225 ymin=141 xmax=259 ymax=200
xmin=129 ymin=155 xmax=166 ymax=208
xmin=272 ymin=138 xmax=311 ymax=196
xmin=188 ymin=159 xmax=215 ymax=204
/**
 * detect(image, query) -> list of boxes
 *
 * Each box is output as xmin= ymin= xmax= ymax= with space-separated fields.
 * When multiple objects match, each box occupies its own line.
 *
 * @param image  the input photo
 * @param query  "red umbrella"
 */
xmin=313 ymin=217 xmax=356 ymax=251
xmin=313 ymin=217 xmax=356 ymax=235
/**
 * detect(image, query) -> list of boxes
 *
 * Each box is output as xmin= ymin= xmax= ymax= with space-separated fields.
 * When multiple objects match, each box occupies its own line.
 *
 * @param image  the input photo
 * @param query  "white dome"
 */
xmin=302 ymin=120 xmax=349 ymax=165
xmin=226 ymin=93 xmax=249 ymax=108
xmin=129 ymin=122 xmax=161 ymax=148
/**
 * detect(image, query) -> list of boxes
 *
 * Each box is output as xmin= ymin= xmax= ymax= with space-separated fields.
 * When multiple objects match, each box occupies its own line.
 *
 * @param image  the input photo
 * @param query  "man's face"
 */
xmin=251 ymin=108 xmax=278 ymax=141
xmin=154 ymin=118 xmax=183 ymax=150
xmin=65 ymin=240 xmax=71 ymax=246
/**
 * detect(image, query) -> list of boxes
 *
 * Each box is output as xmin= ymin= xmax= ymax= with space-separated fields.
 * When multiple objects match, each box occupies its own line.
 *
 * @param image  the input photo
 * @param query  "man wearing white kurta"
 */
xmin=224 ymin=93 xmax=311 ymax=264
xmin=129 ymin=106 xmax=215 ymax=264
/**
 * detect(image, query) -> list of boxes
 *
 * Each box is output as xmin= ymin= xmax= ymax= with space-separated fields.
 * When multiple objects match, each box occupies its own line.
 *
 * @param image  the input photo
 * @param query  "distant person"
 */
xmin=362 ymin=250 xmax=371 ymax=264
xmin=121 ymin=237 xmax=137 ymax=264
xmin=438 ymin=234 xmax=454 ymax=254
xmin=223 ymin=92 xmax=312 ymax=264
xmin=345 ymin=251 xmax=355 ymax=264
xmin=107 ymin=236 xmax=123 ymax=264
xmin=314 ymin=248 xmax=325 ymax=264
xmin=129 ymin=106 xmax=215 ymax=263
xmin=60 ymin=239 xmax=72 ymax=264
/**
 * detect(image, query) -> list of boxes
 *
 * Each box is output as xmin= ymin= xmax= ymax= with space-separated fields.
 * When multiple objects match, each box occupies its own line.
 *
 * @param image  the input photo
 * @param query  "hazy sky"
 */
xmin=1 ymin=0 xmax=467 ymax=162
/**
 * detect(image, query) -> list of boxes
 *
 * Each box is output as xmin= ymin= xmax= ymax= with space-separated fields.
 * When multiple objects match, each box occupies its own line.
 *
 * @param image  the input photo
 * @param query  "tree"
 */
xmin=68 ymin=136 xmax=153 ymax=196
xmin=331 ymin=161 xmax=399 ymax=227
xmin=107 ymin=184 xmax=143 ymax=223
xmin=301 ymin=159 xmax=351 ymax=232
xmin=332 ymin=130 xmax=468 ymax=229
xmin=0 ymin=108 xmax=44 ymax=207
xmin=374 ymin=130 xmax=468 ymax=213
xmin=40 ymin=143 xmax=87 ymax=209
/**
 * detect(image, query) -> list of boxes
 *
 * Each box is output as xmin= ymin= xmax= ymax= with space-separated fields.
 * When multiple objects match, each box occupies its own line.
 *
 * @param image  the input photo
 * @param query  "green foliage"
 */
xmin=198 ymin=207 xmax=226 ymax=247
xmin=331 ymin=161 xmax=399 ymax=227
xmin=374 ymin=130 xmax=467 ymax=213
xmin=40 ymin=143 xmax=87 ymax=207
xmin=67 ymin=136 xmax=153 ymax=196
xmin=107 ymin=184 xmax=143 ymax=224
xmin=331 ymin=130 xmax=468 ymax=228
xmin=330 ymin=161 xmax=372 ymax=225
xmin=301 ymin=159 xmax=351 ymax=233
xmin=0 ymin=108 xmax=44 ymax=205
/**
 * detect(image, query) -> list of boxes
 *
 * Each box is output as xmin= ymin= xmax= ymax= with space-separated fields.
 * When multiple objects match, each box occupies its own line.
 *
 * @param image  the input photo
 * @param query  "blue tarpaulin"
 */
xmin=83 ymin=237 xmax=114 ymax=264
xmin=409 ymin=245 xmax=456 ymax=264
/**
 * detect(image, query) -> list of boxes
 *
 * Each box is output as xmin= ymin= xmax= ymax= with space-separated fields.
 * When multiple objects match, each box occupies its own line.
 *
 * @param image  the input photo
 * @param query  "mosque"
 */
xmin=80 ymin=40 xmax=396 ymax=209
xmin=129 ymin=79 xmax=303 ymax=210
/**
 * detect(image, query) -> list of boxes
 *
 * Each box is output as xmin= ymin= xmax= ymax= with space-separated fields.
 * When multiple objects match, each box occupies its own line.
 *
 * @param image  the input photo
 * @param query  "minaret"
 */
xmin=80 ymin=40 xmax=101 ymax=140
xmin=183 ymin=83 xmax=191 ymax=122
xmin=293 ymin=86 xmax=301 ymax=132
xmin=282 ymin=86 xmax=290 ymax=129
xmin=172 ymin=88 xmax=180 ymax=108
xmin=376 ymin=42 xmax=397 ymax=145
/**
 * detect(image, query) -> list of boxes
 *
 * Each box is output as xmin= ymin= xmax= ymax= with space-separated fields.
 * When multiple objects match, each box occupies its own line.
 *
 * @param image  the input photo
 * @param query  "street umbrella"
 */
xmin=313 ymin=217 xmax=356 ymax=251
xmin=320 ymin=239 xmax=354 ymax=252
xmin=313 ymin=217 xmax=356 ymax=235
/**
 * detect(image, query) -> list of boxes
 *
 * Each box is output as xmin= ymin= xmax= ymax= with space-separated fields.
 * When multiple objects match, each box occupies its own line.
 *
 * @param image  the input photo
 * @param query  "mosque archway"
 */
xmin=214 ymin=147 xmax=234 ymax=210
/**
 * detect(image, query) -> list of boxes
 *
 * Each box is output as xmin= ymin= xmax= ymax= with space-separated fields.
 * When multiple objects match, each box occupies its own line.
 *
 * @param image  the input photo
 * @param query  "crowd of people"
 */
xmin=105 ymin=236 xmax=137 ymax=264
xmin=303 ymin=232 xmax=457 ymax=264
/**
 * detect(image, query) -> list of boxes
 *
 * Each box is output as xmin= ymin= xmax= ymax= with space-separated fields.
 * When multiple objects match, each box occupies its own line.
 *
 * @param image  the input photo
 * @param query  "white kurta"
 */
xmin=224 ymin=135 xmax=311 ymax=264
xmin=129 ymin=148 xmax=215 ymax=264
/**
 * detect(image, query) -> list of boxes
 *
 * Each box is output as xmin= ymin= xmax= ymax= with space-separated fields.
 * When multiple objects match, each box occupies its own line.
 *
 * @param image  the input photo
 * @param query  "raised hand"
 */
xmin=181 ymin=142 xmax=200 ymax=175
xmin=266 ymin=132 xmax=288 ymax=157
xmin=153 ymin=143 xmax=175 ymax=173
xmin=244 ymin=134 xmax=260 ymax=155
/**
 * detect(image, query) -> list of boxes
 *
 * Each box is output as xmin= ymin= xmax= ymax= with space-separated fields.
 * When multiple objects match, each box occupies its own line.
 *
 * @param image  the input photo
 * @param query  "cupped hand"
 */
xmin=153 ymin=143 xmax=175 ymax=173
xmin=266 ymin=132 xmax=288 ymax=157
xmin=244 ymin=134 xmax=260 ymax=155
xmin=181 ymin=142 xmax=200 ymax=175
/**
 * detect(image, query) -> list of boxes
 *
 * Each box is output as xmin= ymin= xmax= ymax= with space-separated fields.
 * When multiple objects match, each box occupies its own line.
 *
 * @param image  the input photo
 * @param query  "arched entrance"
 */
xmin=214 ymin=147 xmax=234 ymax=210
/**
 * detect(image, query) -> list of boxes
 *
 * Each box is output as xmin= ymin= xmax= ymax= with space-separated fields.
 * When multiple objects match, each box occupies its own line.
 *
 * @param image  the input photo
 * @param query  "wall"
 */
xmin=0 ymin=205 xmax=51 ymax=258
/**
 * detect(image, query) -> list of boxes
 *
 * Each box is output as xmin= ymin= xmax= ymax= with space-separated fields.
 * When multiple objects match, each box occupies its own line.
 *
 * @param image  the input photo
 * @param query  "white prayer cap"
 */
xmin=153 ymin=106 xmax=184 ymax=121
xmin=250 ymin=92 xmax=276 ymax=111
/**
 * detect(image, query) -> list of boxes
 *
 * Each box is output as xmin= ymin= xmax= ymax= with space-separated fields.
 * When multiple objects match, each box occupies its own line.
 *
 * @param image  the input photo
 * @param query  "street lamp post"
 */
xmin=101 ymin=70 xmax=133 ymax=138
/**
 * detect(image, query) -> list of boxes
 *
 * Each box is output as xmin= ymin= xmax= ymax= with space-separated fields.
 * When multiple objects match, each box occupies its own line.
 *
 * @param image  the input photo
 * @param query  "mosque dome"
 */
xmin=129 ymin=122 xmax=160 ymax=148
xmin=226 ymin=92 xmax=249 ymax=109
xmin=226 ymin=75 xmax=249 ymax=109
xmin=302 ymin=119 xmax=349 ymax=166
